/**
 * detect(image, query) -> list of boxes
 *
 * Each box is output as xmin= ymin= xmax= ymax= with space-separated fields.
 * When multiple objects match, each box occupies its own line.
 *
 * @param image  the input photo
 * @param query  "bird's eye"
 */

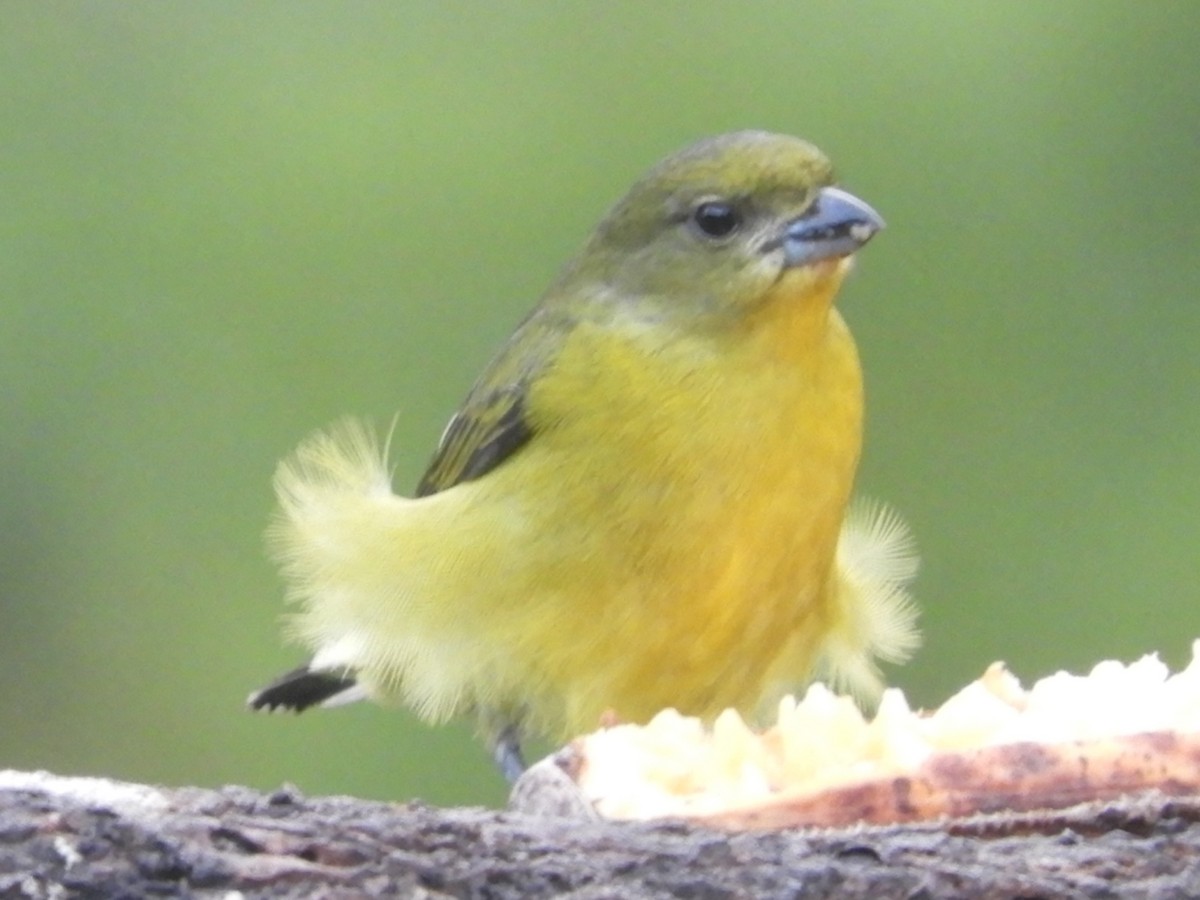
xmin=691 ymin=201 xmax=740 ymax=239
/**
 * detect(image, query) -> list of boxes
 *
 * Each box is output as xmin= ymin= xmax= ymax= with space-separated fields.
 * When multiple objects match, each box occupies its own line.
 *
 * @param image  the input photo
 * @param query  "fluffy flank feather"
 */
xmin=266 ymin=419 xmax=483 ymax=724
xmin=815 ymin=498 xmax=921 ymax=700
xmin=272 ymin=418 xmax=394 ymax=510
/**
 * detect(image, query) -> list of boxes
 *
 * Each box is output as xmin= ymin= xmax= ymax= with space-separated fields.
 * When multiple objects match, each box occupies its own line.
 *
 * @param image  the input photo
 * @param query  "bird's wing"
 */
xmin=415 ymin=311 xmax=566 ymax=496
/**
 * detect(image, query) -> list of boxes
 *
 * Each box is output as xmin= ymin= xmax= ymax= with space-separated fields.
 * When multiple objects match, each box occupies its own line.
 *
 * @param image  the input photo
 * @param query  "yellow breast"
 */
xmin=471 ymin=263 xmax=864 ymax=735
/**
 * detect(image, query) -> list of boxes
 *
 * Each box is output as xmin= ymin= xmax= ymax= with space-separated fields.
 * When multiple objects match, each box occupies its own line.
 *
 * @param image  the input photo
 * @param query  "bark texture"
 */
xmin=2 ymin=770 xmax=1200 ymax=898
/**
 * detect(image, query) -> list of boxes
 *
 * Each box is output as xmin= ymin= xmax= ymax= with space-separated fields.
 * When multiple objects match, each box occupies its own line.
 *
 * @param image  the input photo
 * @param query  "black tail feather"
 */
xmin=248 ymin=666 xmax=358 ymax=712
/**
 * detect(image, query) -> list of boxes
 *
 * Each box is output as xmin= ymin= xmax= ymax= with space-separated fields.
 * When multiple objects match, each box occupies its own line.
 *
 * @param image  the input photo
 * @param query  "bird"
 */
xmin=248 ymin=130 xmax=919 ymax=783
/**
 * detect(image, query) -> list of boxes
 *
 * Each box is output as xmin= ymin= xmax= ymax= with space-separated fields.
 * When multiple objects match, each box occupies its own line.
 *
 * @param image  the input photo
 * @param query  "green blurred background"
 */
xmin=3 ymin=3 xmax=1198 ymax=808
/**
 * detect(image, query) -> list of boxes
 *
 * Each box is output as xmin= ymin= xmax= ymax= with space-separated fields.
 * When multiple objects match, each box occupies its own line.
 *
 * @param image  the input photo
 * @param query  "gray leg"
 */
xmin=490 ymin=723 xmax=527 ymax=784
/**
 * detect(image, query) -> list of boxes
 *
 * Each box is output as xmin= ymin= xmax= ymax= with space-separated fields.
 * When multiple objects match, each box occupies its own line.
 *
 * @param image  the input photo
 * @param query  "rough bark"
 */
xmin=1 ymin=770 xmax=1199 ymax=899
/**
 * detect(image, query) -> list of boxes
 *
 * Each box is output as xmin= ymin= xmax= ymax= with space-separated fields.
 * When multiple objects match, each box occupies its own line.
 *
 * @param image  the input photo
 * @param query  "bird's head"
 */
xmin=558 ymin=130 xmax=884 ymax=326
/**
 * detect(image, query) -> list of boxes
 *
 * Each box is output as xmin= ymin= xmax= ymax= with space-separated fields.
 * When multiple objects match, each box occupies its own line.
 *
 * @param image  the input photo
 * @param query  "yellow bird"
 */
xmin=249 ymin=130 xmax=919 ymax=781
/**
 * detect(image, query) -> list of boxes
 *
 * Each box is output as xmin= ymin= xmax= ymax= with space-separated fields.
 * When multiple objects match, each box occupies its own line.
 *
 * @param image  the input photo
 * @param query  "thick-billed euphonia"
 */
xmin=249 ymin=130 xmax=919 ymax=782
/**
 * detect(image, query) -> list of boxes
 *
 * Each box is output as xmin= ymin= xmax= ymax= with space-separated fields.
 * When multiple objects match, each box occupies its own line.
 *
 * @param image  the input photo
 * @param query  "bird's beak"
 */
xmin=781 ymin=186 xmax=885 ymax=269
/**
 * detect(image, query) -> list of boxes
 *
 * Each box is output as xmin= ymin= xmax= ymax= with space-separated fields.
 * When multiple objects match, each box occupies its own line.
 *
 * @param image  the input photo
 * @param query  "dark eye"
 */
xmin=691 ymin=201 xmax=740 ymax=239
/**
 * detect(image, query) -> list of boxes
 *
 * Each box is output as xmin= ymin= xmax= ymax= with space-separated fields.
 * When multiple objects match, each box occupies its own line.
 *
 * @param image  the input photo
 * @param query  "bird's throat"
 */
xmin=742 ymin=257 xmax=853 ymax=364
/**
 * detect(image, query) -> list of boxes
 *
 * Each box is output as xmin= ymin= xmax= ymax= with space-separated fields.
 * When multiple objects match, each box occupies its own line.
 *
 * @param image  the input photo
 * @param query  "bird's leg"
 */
xmin=490 ymin=722 xmax=527 ymax=784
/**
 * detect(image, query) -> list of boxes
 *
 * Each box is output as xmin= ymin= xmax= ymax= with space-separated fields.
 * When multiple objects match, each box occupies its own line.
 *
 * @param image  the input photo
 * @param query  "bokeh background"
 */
xmin=3 ymin=3 xmax=1198 ymax=808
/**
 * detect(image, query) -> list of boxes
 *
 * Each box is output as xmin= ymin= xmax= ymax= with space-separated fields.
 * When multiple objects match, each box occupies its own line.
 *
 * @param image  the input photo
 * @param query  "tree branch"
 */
xmin=2 ymin=769 xmax=1199 ymax=898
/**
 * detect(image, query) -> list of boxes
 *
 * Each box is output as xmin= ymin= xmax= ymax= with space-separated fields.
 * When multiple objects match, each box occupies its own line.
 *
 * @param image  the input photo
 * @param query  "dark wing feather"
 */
xmin=415 ymin=310 xmax=567 ymax=496
xmin=416 ymin=388 xmax=533 ymax=496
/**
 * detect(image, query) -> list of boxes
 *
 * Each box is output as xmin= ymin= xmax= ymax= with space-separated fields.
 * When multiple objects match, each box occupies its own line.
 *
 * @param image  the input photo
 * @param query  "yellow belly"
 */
xmin=465 ymin=273 xmax=864 ymax=736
